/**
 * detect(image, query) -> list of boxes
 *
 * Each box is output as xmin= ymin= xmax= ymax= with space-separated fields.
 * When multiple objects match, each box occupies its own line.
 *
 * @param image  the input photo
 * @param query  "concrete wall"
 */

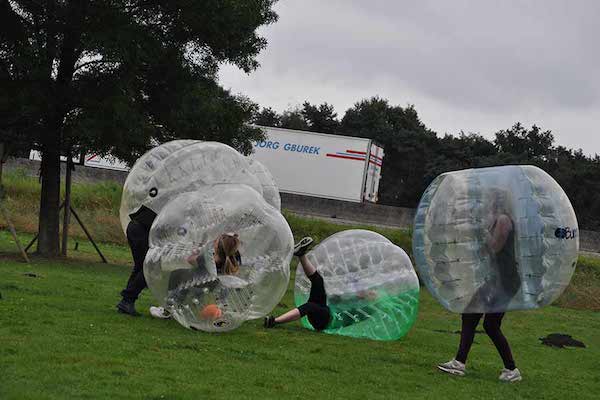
xmin=4 ymin=157 xmax=600 ymax=252
xmin=3 ymin=157 xmax=128 ymax=185
xmin=280 ymin=192 xmax=416 ymax=228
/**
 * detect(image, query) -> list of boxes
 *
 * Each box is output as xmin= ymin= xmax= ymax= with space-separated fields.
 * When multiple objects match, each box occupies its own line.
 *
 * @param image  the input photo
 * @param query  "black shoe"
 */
xmin=294 ymin=237 xmax=314 ymax=257
xmin=264 ymin=316 xmax=276 ymax=328
xmin=117 ymin=299 xmax=140 ymax=316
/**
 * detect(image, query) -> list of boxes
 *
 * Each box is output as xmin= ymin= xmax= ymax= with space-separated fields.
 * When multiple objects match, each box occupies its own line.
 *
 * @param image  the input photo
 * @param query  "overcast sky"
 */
xmin=219 ymin=0 xmax=599 ymax=155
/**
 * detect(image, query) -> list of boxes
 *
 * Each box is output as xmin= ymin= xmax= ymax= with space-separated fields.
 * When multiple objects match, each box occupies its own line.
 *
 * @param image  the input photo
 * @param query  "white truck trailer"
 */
xmin=29 ymin=150 xmax=129 ymax=171
xmin=29 ymin=126 xmax=385 ymax=203
xmin=250 ymin=126 xmax=384 ymax=203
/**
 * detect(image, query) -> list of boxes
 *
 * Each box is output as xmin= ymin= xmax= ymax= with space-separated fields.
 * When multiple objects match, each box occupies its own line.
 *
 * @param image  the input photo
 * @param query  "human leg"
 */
xmin=266 ymin=302 xmax=330 ymax=330
xmin=274 ymin=308 xmax=301 ymax=324
xmin=483 ymin=313 xmax=517 ymax=370
xmin=298 ymin=254 xmax=317 ymax=277
xmin=118 ymin=222 xmax=149 ymax=315
xmin=438 ymin=313 xmax=482 ymax=376
xmin=455 ymin=313 xmax=483 ymax=363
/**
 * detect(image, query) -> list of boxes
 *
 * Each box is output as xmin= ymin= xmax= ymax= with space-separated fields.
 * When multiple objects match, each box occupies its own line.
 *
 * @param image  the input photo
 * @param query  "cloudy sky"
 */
xmin=219 ymin=0 xmax=599 ymax=155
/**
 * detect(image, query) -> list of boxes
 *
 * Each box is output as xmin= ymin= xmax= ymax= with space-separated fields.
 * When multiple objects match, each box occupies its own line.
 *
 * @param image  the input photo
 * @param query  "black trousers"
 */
xmin=120 ymin=221 xmax=150 ymax=302
xmin=456 ymin=313 xmax=516 ymax=370
xmin=298 ymin=271 xmax=331 ymax=331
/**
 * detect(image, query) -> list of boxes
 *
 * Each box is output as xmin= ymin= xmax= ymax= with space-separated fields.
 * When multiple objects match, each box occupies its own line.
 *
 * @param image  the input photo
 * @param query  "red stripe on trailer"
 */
xmin=346 ymin=149 xmax=367 ymax=155
xmin=86 ymin=154 xmax=98 ymax=162
xmin=326 ymin=153 xmax=365 ymax=161
xmin=347 ymin=149 xmax=383 ymax=161
xmin=369 ymin=159 xmax=383 ymax=167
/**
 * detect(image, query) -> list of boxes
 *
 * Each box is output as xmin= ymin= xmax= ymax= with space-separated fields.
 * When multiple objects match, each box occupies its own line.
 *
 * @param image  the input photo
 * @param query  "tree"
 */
xmin=1 ymin=0 xmax=278 ymax=256
xmin=494 ymin=123 xmax=554 ymax=162
xmin=253 ymin=107 xmax=281 ymax=127
xmin=427 ymin=132 xmax=498 ymax=177
xmin=341 ymin=97 xmax=438 ymax=206
xmin=279 ymin=107 xmax=309 ymax=131
xmin=301 ymin=101 xmax=339 ymax=133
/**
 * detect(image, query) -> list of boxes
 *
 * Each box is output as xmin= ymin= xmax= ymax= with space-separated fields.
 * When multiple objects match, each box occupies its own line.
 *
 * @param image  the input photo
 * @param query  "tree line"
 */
xmin=253 ymin=98 xmax=600 ymax=231
xmin=1 ymin=0 xmax=277 ymax=256
xmin=2 ymin=1 xmax=597 ymax=258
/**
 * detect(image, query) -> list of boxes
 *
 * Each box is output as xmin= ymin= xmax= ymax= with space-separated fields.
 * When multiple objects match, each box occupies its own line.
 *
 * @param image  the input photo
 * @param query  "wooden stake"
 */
xmin=0 ymin=142 xmax=30 ymax=263
xmin=0 ymin=202 xmax=30 ymax=263
xmin=61 ymin=150 xmax=73 ymax=256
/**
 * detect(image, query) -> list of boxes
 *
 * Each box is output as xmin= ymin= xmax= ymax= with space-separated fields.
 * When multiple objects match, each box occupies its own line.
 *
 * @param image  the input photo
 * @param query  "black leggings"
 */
xmin=456 ymin=313 xmax=516 ymax=370
xmin=297 ymin=271 xmax=331 ymax=331
xmin=120 ymin=221 xmax=150 ymax=302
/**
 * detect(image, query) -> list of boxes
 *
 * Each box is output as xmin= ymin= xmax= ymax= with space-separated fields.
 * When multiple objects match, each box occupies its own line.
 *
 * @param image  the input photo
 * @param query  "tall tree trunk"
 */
xmin=37 ymin=129 xmax=61 ymax=256
xmin=35 ymin=0 xmax=85 ymax=257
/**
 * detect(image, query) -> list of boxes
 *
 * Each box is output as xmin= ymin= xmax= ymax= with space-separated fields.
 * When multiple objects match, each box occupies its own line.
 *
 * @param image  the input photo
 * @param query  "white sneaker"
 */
xmin=437 ymin=359 xmax=466 ymax=376
xmin=499 ymin=368 xmax=522 ymax=382
xmin=149 ymin=306 xmax=172 ymax=319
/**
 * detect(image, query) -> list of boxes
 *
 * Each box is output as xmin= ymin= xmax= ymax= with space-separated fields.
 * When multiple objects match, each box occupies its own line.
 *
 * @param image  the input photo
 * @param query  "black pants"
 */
xmin=297 ymin=271 xmax=331 ymax=331
xmin=120 ymin=221 xmax=150 ymax=302
xmin=456 ymin=313 xmax=516 ymax=370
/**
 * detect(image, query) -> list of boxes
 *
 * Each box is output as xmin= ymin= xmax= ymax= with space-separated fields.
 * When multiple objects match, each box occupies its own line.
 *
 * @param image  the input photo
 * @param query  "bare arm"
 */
xmin=485 ymin=214 xmax=513 ymax=254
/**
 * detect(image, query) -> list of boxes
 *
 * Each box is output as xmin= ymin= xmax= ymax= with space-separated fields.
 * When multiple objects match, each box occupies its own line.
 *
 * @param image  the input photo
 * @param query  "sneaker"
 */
xmin=264 ymin=315 xmax=276 ymax=328
xmin=117 ymin=299 xmax=140 ymax=316
xmin=437 ymin=359 xmax=466 ymax=376
xmin=149 ymin=306 xmax=172 ymax=319
xmin=294 ymin=237 xmax=314 ymax=257
xmin=499 ymin=368 xmax=522 ymax=382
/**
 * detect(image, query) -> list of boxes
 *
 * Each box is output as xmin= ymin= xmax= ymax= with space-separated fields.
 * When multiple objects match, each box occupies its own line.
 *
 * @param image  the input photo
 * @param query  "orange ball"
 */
xmin=199 ymin=304 xmax=222 ymax=320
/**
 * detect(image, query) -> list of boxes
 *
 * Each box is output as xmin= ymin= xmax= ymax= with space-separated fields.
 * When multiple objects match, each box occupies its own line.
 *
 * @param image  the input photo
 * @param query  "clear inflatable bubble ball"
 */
xmin=294 ymin=230 xmax=420 ymax=341
xmin=413 ymin=165 xmax=579 ymax=314
xmin=144 ymin=184 xmax=294 ymax=332
xmin=119 ymin=141 xmax=263 ymax=233
xmin=246 ymin=158 xmax=281 ymax=210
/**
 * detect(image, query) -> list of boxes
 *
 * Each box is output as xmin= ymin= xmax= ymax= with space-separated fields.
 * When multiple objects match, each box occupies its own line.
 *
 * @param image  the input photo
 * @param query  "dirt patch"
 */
xmin=539 ymin=334 xmax=586 ymax=349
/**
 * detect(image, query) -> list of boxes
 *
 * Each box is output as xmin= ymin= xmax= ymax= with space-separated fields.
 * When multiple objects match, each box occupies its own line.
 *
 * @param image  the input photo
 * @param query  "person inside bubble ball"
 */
xmin=438 ymin=189 xmax=522 ymax=382
xmin=116 ymin=205 xmax=157 ymax=316
xmin=149 ymin=232 xmax=241 ymax=319
xmin=264 ymin=237 xmax=379 ymax=331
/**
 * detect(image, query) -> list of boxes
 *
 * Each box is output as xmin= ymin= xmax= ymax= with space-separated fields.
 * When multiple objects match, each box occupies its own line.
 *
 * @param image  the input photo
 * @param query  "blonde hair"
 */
xmin=217 ymin=233 xmax=241 ymax=275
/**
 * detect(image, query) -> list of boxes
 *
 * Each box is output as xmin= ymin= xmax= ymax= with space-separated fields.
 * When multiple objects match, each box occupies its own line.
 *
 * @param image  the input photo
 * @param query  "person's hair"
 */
xmin=486 ymin=188 xmax=512 ymax=216
xmin=217 ymin=233 xmax=241 ymax=275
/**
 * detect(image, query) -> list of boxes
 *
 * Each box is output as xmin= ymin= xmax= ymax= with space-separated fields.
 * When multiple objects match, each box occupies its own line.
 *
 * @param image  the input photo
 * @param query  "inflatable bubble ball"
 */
xmin=144 ymin=184 xmax=294 ymax=332
xmin=119 ymin=141 xmax=263 ymax=233
xmin=413 ymin=165 xmax=579 ymax=314
xmin=294 ymin=230 xmax=420 ymax=341
xmin=246 ymin=158 xmax=281 ymax=210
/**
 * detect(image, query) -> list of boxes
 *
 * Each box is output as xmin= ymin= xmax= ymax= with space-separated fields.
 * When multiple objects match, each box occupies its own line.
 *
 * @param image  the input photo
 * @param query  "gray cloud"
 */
xmin=219 ymin=0 xmax=600 ymax=154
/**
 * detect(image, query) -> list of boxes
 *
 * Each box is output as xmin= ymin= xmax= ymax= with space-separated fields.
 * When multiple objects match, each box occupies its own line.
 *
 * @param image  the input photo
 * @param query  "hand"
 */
xmin=357 ymin=290 xmax=377 ymax=301
xmin=186 ymin=248 xmax=200 ymax=265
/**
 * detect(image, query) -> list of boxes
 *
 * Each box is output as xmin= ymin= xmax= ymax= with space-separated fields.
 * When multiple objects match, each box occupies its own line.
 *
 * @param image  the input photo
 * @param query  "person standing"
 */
xmin=117 ymin=205 xmax=157 ymax=316
xmin=438 ymin=191 xmax=522 ymax=382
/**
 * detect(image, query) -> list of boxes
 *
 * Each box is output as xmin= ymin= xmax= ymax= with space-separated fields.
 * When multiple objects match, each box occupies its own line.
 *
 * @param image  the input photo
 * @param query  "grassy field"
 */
xmin=1 ymin=168 xmax=599 ymax=399
xmin=1 ymin=227 xmax=599 ymax=400
xmin=0 ymin=168 xmax=412 ymax=251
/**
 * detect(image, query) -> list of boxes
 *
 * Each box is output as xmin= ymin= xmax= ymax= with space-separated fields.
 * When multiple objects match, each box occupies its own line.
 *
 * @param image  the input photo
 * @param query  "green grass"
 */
xmin=1 ymin=168 xmax=124 ymax=244
xmin=1 ymin=167 xmax=600 ymax=398
xmin=1 ymin=230 xmax=599 ymax=400
xmin=1 ymin=169 xmax=413 ymax=250
xmin=555 ymin=255 xmax=600 ymax=311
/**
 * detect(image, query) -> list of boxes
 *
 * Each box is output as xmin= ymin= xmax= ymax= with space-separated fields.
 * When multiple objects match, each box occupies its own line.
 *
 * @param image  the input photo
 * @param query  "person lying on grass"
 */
xmin=264 ymin=237 xmax=378 ymax=332
xmin=149 ymin=232 xmax=241 ymax=319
